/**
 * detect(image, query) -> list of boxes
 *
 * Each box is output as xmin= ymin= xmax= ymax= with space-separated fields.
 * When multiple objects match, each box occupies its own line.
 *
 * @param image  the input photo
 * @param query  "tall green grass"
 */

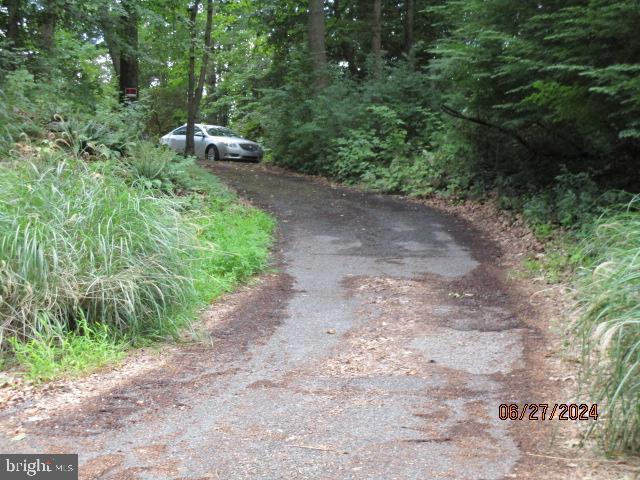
xmin=0 ymin=155 xmax=197 ymax=347
xmin=0 ymin=148 xmax=275 ymax=382
xmin=574 ymin=196 xmax=640 ymax=453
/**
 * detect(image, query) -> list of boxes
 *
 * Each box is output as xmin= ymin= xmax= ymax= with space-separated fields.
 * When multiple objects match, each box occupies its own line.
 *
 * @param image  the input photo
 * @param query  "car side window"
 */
xmin=173 ymin=127 xmax=187 ymax=135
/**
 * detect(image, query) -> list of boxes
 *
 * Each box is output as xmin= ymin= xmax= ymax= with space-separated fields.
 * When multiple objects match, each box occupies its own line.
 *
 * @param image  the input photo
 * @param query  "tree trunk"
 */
xmin=101 ymin=17 xmax=121 ymax=78
xmin=403 ymin=0 xmax=414 ymax=53
xmin=207 ymin=58 xmax=229 ymax=125
xmin=38 ymin=14 xmax=56 ymax=53
xmin=194 ymin=0 xmax=214 ymax=114
xmin=185 ymin=2 xmax=199 ymax=156
xmin=5 ymin=0 xmax=22 ymax=49
xmin=308 ymin=0 xmax=328 ymax=88
xmin=186 ymin=0 xmax=214 ymax=155
xmin=33 ymin=0 xmax=58 ymax=75
xmin=118 ymin=1 xmax=139 ymax=103
xmin=205 ymin=59 xmax=226 ymax=124
xmin=371 ymin=0 xmax=382 ymax=75
xmin=38 ymin=0 xmax=57 ymax=53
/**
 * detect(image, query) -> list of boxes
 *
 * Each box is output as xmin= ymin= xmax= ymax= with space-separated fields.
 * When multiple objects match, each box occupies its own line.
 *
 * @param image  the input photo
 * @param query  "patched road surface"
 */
xmin=0 ymin=162 xmax=552 ymax=479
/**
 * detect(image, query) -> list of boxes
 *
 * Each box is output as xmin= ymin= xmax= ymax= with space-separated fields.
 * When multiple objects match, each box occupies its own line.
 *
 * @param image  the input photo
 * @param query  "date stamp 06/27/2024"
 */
xmin=498 ymin=403 xmax=599 ymax=421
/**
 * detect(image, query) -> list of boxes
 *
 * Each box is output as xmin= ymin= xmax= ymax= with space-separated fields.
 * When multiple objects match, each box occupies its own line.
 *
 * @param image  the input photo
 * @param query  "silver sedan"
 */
xmin=160 ymin=124 xmax=263 ymax=162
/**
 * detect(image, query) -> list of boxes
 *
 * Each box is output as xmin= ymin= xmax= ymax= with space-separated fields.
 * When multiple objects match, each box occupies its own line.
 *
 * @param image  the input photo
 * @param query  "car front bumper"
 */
xmin=223 ymin=147 xmax=262 ymax=162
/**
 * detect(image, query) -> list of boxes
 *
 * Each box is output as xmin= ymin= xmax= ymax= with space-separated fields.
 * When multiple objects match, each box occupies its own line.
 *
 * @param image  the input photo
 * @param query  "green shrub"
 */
xmin=257 ymin=54 xmax=440 ymax=180
xmin=520 ymin=173 xmax=630 ymax=233
xmin=0 ymin=70 xmax=41 ymax=153
xmin=574 ymin=196 xmax=640 ymax=452
xmin=51 ymin=100 xmax=149 ymax=161
xmin=0 ymin=63 xmax=116 ymax=157
xmin=126 ymin=142 xmax=194 ymax=192
xmin=331 ymin=105 xmax=407 ymax=184
xmin=54 ymin=117 xmax=130 ymax=160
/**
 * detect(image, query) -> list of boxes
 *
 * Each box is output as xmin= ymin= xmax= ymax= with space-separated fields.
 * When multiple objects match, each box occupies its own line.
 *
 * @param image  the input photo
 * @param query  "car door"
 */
xmin=171 ymin=126 xmax=187 ymax=152
xmin=194 ymin=127 xmax=207 ymax=158
xmin=206 ymin=127 xmax=227 ymax=158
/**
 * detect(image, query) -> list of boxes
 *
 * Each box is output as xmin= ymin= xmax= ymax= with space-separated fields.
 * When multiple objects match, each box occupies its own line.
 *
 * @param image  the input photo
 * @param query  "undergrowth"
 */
xmin=192 ymin=201 xmax=275 ymax=302
xmin=0 ymin=156 xmax=197 ymax=344
xmin=9 ymin=318 xmax=126 ymax=382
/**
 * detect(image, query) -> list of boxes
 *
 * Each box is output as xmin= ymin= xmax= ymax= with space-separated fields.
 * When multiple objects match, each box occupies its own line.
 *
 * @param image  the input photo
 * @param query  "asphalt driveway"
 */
xmin=0 ymin=162 xmax=549 ymax=479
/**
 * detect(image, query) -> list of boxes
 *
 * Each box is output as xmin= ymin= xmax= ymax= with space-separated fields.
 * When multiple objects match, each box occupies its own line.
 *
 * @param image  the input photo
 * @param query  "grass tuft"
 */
xmin=0 ymin=149 xmax=275 ymax=382
xmin=574 ymin=195 xmax=640 ymax=453
xmin=9 ymin=317 xmax=125 ymax=382
xmin=0 ymin=155 xmax=197 ymax=347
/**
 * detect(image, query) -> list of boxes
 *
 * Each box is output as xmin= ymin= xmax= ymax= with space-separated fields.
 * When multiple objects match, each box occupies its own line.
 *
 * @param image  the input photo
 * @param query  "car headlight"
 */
xmin=224 ymin=142 xmax=239 ymax=148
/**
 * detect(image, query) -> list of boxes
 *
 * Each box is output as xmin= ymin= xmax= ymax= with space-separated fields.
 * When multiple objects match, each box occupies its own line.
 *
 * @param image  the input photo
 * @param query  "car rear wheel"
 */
xmin=205 ymin=145 xmax=219 ymax=161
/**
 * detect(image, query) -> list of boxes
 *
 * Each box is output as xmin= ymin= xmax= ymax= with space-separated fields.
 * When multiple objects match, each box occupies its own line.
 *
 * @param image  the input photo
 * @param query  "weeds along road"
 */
xmin=0 ymin=162 xmax=554 ymax=479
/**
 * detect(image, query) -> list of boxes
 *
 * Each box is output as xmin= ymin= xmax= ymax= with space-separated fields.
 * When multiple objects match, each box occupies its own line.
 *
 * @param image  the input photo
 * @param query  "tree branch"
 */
xmin=440 ymin=104 xmax=536 ymax=153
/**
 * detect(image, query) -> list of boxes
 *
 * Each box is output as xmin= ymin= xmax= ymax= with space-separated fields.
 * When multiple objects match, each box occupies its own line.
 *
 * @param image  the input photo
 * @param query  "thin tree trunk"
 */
xmin=371 ymin=0 xmax=382 ymax=75
xmin=185 ymin=1 xmax=199 ymax=156
xmin=5 ymin=0 xmax=22 ymax=49
xmin=308 ymin=0 xmax=328 ymax=88
xmin=118 ymin=1 xmax=139 ymax=103
xmin=186 ymin=0 xmax=214 ymax=155
xmin=194 ymin=0 xmax=214 ymax=114
xmin=403 ymin=0 xmax=414 ymax=53
xmin=206 ymin=58 xmax=227 ymax=124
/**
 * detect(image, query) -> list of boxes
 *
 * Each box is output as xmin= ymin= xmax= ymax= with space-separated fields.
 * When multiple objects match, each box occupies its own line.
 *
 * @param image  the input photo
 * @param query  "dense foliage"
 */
xmin=0 ymin=157 xmax=194 ymax=344
xmin=429 ymin=0 xmax=640 ymax=195
xmin=4 ymin=1 xmax=639 ymax=206
xmin=0 ymin=126 xmax=273 ymax=380
xmin=244 ymin=1 xmax=640 ymax=224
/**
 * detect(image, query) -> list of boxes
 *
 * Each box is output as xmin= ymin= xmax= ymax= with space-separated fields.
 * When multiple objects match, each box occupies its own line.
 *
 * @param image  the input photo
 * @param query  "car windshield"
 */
xmin=207 ymin=127 xmax=241 ymax=138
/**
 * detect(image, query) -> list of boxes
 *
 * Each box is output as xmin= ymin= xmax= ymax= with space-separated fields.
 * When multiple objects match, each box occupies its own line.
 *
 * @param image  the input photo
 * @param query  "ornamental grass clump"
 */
xmin=574 ymin=196 xmax=640 ymax=453
xmin=0 ymin=155 xmax=198 ymax=349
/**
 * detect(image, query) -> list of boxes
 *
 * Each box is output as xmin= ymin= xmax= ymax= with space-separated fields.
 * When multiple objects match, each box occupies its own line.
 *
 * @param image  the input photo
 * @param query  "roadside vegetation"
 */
xmin=1 ymin=0 xmax=639 ymax=457
xmin=0 ymin=90 xmax=274 ymax=383
xmin=573 ymin=198 xmax=640 ymax=453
